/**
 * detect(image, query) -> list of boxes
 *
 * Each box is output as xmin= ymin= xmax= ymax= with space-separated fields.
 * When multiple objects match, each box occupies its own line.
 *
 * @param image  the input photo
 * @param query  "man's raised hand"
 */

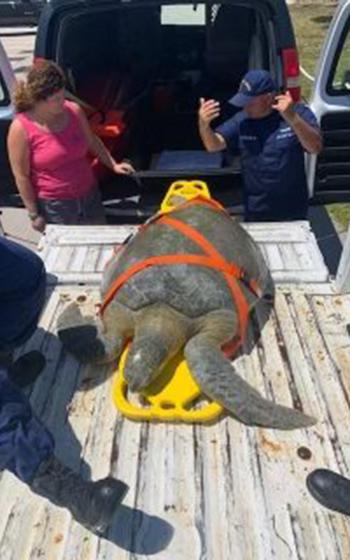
xmin=198 ymin=97 xmax=220 ymax=128
xmin=272 ymin=90 xmax=295 ymax=121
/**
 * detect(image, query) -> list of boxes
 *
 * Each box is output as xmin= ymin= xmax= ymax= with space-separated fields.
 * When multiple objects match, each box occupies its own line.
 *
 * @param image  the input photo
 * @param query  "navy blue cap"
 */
xmin=229 ymin=70 xmax=276 ymax=107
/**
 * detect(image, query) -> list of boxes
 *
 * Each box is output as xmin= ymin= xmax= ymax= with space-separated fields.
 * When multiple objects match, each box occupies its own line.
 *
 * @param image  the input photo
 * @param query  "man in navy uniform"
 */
xmin=198 ymin=69 xmax=322 ymax=221
xmin=0 ymin=236 xmax=128 ymax=534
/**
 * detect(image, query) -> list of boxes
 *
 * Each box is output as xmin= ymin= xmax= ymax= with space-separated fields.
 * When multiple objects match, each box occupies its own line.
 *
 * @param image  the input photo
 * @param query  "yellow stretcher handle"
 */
xmin=160 ymin=180 xmax=211 ymax=213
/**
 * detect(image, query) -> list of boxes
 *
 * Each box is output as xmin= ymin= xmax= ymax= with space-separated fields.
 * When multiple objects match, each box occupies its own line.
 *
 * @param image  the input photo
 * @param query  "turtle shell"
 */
xmin=101 ymin=203 xmax=272 ymax=318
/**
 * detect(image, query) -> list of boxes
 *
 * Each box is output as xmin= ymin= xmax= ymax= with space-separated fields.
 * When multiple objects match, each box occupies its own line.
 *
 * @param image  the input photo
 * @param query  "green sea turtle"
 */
xmin=57 ymin=196 xmax=316 ymax=430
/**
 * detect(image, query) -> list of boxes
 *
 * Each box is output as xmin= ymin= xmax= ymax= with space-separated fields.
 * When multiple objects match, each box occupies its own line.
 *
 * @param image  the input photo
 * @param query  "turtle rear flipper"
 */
xmin=184 ymin=338 xmax=316 ymax=430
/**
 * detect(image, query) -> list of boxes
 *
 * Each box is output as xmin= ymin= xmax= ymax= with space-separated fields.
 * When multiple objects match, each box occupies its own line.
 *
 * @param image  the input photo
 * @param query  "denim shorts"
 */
xmin=38 ymin=187 xmax=106 ymax=225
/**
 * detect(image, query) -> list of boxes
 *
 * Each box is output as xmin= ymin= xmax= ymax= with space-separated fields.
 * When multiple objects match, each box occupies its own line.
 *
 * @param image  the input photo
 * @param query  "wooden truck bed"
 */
xmin=1 ymin=222 xmax=350 ymax=560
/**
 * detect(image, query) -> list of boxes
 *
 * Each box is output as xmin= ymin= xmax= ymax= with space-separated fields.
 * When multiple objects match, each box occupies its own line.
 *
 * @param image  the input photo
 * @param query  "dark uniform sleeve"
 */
xmin=215 ymin=113 xmax=242 ymax=155
xmin=0 ymin=238 xmax=46 ymax=349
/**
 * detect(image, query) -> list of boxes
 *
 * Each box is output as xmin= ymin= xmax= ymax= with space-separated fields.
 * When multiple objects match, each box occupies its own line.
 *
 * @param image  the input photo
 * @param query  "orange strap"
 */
xmin=100 ymin=202 xmax=262 ymax=357
xmin=158 ymin=215 xmax=251 ymax=355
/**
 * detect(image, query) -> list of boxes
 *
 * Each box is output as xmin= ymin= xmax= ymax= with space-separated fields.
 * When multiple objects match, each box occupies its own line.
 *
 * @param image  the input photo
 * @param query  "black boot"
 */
xmin=0 ymin=350 xmax=46 ymax=388
xmin=306 ymin=469 xmax=350 ymax=516
xmin=30 ymin=455 xmax=129 ymax=535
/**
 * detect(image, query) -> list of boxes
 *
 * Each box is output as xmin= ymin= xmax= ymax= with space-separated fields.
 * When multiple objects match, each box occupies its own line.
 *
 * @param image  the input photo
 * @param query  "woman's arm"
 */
xmin=73 ymin=103 xmax=135 ymax=174
xmin=7 ymin=120 xmax=46 ymax=232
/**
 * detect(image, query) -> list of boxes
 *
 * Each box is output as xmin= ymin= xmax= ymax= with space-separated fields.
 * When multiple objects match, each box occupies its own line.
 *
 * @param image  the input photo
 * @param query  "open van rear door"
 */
xmin=308 ymin=0 xmax=350 ymax=204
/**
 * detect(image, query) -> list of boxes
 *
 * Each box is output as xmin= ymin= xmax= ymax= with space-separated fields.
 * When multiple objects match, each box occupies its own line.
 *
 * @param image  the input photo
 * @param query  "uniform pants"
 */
xmin=0 ymin=369 xmax=54 ymax=483
xmin=0 ymin=238 xmax=53 ymax=483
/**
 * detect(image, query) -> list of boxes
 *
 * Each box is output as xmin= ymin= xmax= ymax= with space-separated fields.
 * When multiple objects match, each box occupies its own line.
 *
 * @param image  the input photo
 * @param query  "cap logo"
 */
xmin=239 ymin=79 xmax=252 ymax=93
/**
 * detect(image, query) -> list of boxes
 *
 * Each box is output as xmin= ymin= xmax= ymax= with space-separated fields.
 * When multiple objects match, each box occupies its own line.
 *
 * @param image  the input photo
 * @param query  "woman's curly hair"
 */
xmin=13 ymin=60 xmax=66 ymax=112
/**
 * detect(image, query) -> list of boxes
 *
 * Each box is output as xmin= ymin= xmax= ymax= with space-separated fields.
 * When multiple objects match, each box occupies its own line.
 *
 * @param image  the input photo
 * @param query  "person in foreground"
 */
xmin=198 ymin=69 xmax=323 ymax=222
xmin=0 ymin=236 xmax=128 ymax=535
xmin=307 ymin=468 xmax=350 ymax=517
xmin=7 ymin=60 xmax=134 ymax=232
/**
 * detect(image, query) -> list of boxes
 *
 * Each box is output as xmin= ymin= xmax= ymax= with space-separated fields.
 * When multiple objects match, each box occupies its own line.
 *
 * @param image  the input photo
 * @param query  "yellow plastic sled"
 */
xmin=111 ymin=180 xmax=224 ymax=423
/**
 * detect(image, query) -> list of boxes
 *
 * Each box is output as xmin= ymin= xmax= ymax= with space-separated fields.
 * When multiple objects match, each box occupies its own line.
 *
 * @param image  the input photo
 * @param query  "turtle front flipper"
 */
xmin=57 ymin=302 xmax=125 ymax=364
xmin=184 ymin=337 xmax=316 ymax=430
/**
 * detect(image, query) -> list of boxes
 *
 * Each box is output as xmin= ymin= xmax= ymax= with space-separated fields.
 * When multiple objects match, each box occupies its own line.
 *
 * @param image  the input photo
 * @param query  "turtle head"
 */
xmin=123 ymin=337 xmax=170 ymax=391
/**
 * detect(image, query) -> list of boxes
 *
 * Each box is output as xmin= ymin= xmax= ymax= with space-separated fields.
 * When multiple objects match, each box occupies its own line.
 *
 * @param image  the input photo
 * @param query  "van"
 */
xmin=32 ymin=0 xmax=301 ymax=219
xmin=0 ymin=1 xmax=349 ymax=220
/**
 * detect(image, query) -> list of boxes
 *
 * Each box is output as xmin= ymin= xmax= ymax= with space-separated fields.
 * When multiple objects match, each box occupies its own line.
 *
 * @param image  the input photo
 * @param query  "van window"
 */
xmin=161 ymin=4 xmax=205 ymax=25
xmin=329 ymin=20 xmax=350 ymax=94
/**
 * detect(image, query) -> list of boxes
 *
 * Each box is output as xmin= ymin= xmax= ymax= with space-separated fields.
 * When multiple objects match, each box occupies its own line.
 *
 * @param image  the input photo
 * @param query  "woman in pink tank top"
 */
xmin=7 ymin=61 xmax=134 ymax=232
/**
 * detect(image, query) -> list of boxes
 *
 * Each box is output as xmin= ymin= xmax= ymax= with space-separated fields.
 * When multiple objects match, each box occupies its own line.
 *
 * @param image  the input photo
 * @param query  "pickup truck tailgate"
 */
xmin=40 ymin=221 xmax=329 ymax=285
